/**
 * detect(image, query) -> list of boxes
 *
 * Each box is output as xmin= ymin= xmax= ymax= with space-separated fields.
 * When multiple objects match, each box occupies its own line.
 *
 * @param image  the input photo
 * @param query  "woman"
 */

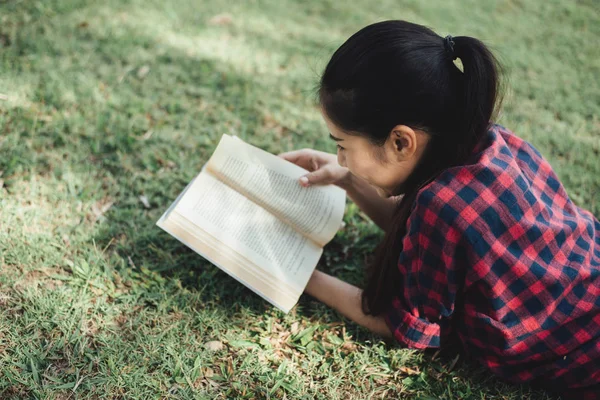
xmin=280 ymin=20 xmax=600 ymax=398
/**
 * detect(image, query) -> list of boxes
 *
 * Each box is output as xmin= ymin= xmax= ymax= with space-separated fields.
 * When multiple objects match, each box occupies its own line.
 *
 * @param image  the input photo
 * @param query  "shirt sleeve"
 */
xmin=384 ymin=188 xmax=463 ymax=349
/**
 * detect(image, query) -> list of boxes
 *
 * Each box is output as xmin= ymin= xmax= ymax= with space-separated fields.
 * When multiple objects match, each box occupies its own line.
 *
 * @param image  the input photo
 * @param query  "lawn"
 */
xmin=0 ymin=0 xmax=598 ymax=398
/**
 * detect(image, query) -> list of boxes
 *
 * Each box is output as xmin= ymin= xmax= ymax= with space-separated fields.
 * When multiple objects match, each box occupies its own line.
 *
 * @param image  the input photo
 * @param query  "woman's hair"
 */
xmin=319 ymin=20 xmax=502 ymax=315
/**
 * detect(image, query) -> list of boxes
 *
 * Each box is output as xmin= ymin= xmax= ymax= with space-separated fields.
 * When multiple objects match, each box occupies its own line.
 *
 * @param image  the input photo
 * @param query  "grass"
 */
xmin=0 ymin=0 xmax=598 ymax=398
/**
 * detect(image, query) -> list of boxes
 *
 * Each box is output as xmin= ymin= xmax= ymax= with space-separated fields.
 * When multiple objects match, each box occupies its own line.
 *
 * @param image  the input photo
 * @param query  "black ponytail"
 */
xmin=319 ymin=21 xmax=502 ymax=315
xmin=453 ymin=36 xmax=502 ymax=157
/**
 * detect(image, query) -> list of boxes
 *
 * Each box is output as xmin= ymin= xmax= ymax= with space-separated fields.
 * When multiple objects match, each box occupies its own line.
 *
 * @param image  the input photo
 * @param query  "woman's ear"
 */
xmin=388 ymin=125 xmax=417 ymax=161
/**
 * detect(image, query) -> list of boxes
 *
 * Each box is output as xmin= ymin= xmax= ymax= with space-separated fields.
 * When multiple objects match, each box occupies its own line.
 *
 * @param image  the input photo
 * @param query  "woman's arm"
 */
xmin=341 ymin=173 xmax=400 ymax=232
xmin=305 ymin=270 xmax=393 ymax=339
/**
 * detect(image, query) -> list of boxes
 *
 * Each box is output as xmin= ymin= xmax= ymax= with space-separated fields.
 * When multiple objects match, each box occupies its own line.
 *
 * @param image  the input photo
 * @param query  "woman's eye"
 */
xmin=336 ymin=144 xmax=344 ymax=151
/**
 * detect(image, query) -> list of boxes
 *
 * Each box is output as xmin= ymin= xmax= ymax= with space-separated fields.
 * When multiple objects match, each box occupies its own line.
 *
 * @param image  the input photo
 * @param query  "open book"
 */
xmin=157 ymin=134 xmax=346 ymax=312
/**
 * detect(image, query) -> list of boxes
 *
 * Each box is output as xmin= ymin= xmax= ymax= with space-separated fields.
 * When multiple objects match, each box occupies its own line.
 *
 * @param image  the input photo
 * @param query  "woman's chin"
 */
xmin=375 ymin=186 xmax=393 ymax=198
xmin=376 ymin=184 xmax=405 ymax=199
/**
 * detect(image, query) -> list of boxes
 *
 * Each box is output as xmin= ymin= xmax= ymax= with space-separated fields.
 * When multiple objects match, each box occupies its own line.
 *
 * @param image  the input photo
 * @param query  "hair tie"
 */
xmin=443 ymin=35 xmax=456 ymax=59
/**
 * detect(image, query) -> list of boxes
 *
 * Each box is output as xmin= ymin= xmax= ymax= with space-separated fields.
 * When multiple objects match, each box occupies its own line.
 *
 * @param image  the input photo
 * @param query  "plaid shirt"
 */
xmin=384 ymin=124 xmax=600 ymax=396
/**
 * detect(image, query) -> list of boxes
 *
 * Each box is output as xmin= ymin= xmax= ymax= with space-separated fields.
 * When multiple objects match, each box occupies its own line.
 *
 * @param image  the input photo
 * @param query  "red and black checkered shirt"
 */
xmin=384 ymin=124 xmax=600 ymax=397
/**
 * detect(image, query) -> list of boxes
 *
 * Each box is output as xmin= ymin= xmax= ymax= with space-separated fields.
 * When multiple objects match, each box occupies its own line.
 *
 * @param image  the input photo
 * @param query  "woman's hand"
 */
xmin=278 ymin=149 xmax=351 ymax=190
xmin=280 ymin=148 xmax=399 ymax=232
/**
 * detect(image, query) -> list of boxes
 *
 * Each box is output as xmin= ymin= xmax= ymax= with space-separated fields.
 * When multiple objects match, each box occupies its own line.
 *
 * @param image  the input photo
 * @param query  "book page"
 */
xmin=172 ymin=170 xmax=323 ymax=293
xmin=158 ymin=212 xmax=302 ymax=312
xmin=206 ymin=135 xmax=346 ymax=246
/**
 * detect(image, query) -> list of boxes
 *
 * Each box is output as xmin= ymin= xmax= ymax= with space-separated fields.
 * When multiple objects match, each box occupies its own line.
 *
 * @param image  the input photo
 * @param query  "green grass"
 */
xmin=0 ymin=0 xmax=598 ymax=398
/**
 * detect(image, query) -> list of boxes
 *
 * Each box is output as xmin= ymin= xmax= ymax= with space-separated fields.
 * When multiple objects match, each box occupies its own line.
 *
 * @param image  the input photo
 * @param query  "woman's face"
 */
xmin=322 ymin=110 xmax=430 ymax=198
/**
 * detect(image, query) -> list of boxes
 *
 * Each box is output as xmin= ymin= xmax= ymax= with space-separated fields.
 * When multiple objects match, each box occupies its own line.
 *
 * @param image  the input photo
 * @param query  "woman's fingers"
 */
xmin=278 ymin=150 xmax=311 ymax=169
xmin=279 ymin=149 xmax=343 ymax=187
xmin=310 ymin=157 xmax=319 ymax=172
xmin=300 ymin=166 xmax=333 ymax=187
xmin=278 ymin=149 xmax=309 ymax=163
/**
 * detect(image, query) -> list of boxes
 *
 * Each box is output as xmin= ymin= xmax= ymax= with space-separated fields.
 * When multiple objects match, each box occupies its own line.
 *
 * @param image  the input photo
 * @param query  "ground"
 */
xmin=0 ymin=0 xmax=598 ymax=399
